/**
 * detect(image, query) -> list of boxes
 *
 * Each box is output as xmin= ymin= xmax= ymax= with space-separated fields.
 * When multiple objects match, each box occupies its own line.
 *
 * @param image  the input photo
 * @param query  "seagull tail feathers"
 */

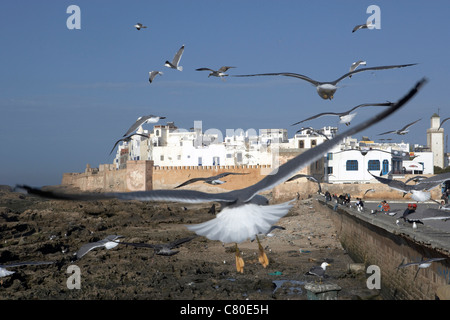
xmin=186 ymin=200 xmax=295 ymax=244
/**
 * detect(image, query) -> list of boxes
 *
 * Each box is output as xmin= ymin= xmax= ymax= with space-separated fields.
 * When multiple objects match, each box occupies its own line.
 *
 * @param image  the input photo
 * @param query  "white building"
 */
xmin=324 ymin=136 xmax=434 ymax=184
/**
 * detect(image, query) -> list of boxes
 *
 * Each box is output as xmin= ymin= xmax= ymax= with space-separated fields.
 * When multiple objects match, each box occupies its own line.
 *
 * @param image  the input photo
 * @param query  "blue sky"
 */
xmin=1 ymin=0 xmax=449 ymax=187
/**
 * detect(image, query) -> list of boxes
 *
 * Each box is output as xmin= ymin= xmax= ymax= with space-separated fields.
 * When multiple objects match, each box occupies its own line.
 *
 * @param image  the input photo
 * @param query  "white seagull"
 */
xmin=164 ymin=45 xmax=184 ymax=71
xmin=232 ymin=63 xmax=416 ymax=100
xmin=397 ymin=257 xmax=446 ymax=280
xmin=134 ymin=23 xmax=147 ymax=30
xmin=75 ymin=235 xmax=123 ymax=260
xmin=123 ymin=114 xmax=166 ymax=137
xmin=291 ymin=102 xmax=393 ymax=126
xmin=149 ymin=71 xmax=163 ymax=83
xmin=196 ymin=66 xmax=236 ymax=79
xmin=15 ymin=78 xmax=427 ymax=273
xmin=378 ymin=118 xmax=421 ymax=136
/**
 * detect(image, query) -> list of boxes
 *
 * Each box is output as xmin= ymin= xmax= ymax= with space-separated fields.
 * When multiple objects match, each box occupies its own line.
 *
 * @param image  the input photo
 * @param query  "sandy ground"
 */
xmin=0 ymin=186 xmax=379 ymax=300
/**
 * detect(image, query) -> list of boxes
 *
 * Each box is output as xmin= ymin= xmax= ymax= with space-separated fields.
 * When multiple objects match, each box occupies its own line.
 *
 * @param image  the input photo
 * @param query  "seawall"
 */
xmin=318 ymin=198 xmax=450 ymax=300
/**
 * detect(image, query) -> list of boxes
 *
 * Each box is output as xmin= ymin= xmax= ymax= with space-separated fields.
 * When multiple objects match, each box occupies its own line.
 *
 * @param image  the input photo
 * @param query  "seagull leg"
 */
xmin=256 ymin=235 xmax=269 ymax=268
xmin=235 ymin=243 xmax=244 ymax=273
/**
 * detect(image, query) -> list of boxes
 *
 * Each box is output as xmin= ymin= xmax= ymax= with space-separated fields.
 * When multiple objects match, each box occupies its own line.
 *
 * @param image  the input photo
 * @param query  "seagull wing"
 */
xmin=400 ymin=118 xmax=421 ymax=131
xmin=123 ymin=116 xmax=150 ymax=137
xmin=172 ymin=45 xmax=185 ymax=66
xmin=0 ymin=261 xmax=55 ymax=268
xmin=232 ymin=72 xmax=320 ymax=86
xmin=331 ymin=63 xmax=417 ymax=85
xmin=439 ymin=117 xmax=450 ymax=129
xmin=109 ymin=133 xmax=148 ymax=155
xmin=218 ymin=66 xmax=235 ymax=72
xmin=175 ymin=177 xmax=209 ymax=188
xmin=347 ymin=102 xmax=394 ymax=114
xmin=369 ymin=172 xmax=412 ymax=193
xmin=417 ymin=172 xmax=450 ymax=186
xmin=352 ymin=23 xmax=368 ymax=33
xmin=167 ymin=236 xmax=197 ymax=249
xmin=227 ymin=79 xmax=427 ymax=203
xmin=196 ymin=68 xmax=215 ymax=72
xmin=291 ymin=112 xmax=343 ymax=126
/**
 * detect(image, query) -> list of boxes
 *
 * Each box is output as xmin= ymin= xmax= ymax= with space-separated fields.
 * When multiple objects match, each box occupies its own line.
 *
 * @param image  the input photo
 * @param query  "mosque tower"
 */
xmin=427 ymin=113 xmax=444 ymax=169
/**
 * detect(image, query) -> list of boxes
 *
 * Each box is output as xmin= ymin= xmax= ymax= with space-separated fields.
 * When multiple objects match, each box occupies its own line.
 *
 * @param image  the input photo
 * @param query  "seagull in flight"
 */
xmin=75 ymin=235 xmax=123 ymax=260
xmin=286 ymin=174 xmax=322 ymax=193
xmin=196 ymin=66 xmax=236 ymax=79
xmin=0 ymin=261 xmax=55 ymax=278
xmin=123 ymin=114 xmax=166 ymax=137
xmin=349 ymin=60 xmax=366 ymax=77
xmin=116 ymin=236 xmax=196 ymax=256
xmin=352 ymin=22 xmax=375 ymax=33
xmin=397 ymin=257 xmax=446 ymax=280
xmin=232 ymin=64 xmax=416 ymax=100
xmin=14 ymin=78 xmax=427 ymax=273
xmin=291 ymin=102 xmax=394 ymax=126
xmin=109 ymin=133 xmax=149 ymax=156
xmin=149 ymin=71 xmax=163 ymax=83
xmin=134 ymin=23 xmax=147 ymax=30
xmin=175 ymin=172 xmax=249 ymax=189
xmin=369 ymin=171 xmax=449 ymax=202
xmin=378 ymin=118 xmax=421 ymax=136
xmin=164 ymin=45 xmax=184 ymax=71
xmin=295 ymin=127 xmax=330 ymax=140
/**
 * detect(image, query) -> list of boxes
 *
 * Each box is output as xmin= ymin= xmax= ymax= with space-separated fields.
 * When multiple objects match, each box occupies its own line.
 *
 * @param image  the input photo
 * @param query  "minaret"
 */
xmin=427 ymin=113 xmax=444 ymax=169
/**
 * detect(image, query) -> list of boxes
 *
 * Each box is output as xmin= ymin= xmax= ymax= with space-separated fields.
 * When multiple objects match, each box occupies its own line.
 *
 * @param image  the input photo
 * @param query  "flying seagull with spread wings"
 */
xmin=196 ymin=66 xmax=235 ymax=79
xmin=123 ymin=114 xmax=166 ymax=137
xmin=369 ymin=171 xmax=449 ymax=202
xmin=175 ymin=172 xmax=249 ymax=189
xmin=291 ymin=102 xmax=393 ymax=126
xmin=397 ymin=257 xmax=446 ymax=280
xmin=134 ymin=23 xmax=147 ymax=30
xmin=148 ymin=71 xmax=163 ymax=83
xmin=116 ymin=236 xmax=196 ymax=256
xmin=378 ymin=118 xmax=421 ymax=136
xmin=75 ymin=235 xmax=123 ymax=260
xmin=286 ymin=174 xmax=322 ymax=193
xmin=0 ymin=261 xmax=55 ymax=278
xmin=232 ymin=63 xmax=417 ymax=100
xmin=109 ymin=133 xmax=149 ymax=156
xmin=164 ymin=45 xmax=184 ymax=71
xmin=15 ymin=78 xmax=427 ymax=273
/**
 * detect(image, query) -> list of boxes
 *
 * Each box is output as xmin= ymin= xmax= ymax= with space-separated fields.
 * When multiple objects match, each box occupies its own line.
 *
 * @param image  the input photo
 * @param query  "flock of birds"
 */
xmin=4 ymin=18 xmax=449 ymax=289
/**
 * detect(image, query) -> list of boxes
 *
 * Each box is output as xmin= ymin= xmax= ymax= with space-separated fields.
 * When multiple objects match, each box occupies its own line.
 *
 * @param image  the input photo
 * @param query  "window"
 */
xmin=327 ymin=153 xmax=333 ymax=160
xmin=198 ymin=157 xmax=202 ymax=166
xmin=299 ymin=140 xmax=305 ymax=148
xmin=311 ymin=140 xmax=317 ymax=148
xmin=160 ymin=155 xmax=164 ymax=161
xmin=155 ymin=130 xmax=160 ymax=136
xmin=382 ymin=159 xmax=389 ymax=175
xmin=346 ymin=160 xmax=358 ymax=171
xmin=368 ymin=160 xmax=380 ymax=171
xmin=327 ymin=167 xmax=333 ymax=174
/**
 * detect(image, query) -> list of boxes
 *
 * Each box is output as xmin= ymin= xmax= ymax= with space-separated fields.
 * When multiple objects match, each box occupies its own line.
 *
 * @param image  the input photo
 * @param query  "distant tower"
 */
xmin=427 ymin=113 xmax=444 ymax=169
